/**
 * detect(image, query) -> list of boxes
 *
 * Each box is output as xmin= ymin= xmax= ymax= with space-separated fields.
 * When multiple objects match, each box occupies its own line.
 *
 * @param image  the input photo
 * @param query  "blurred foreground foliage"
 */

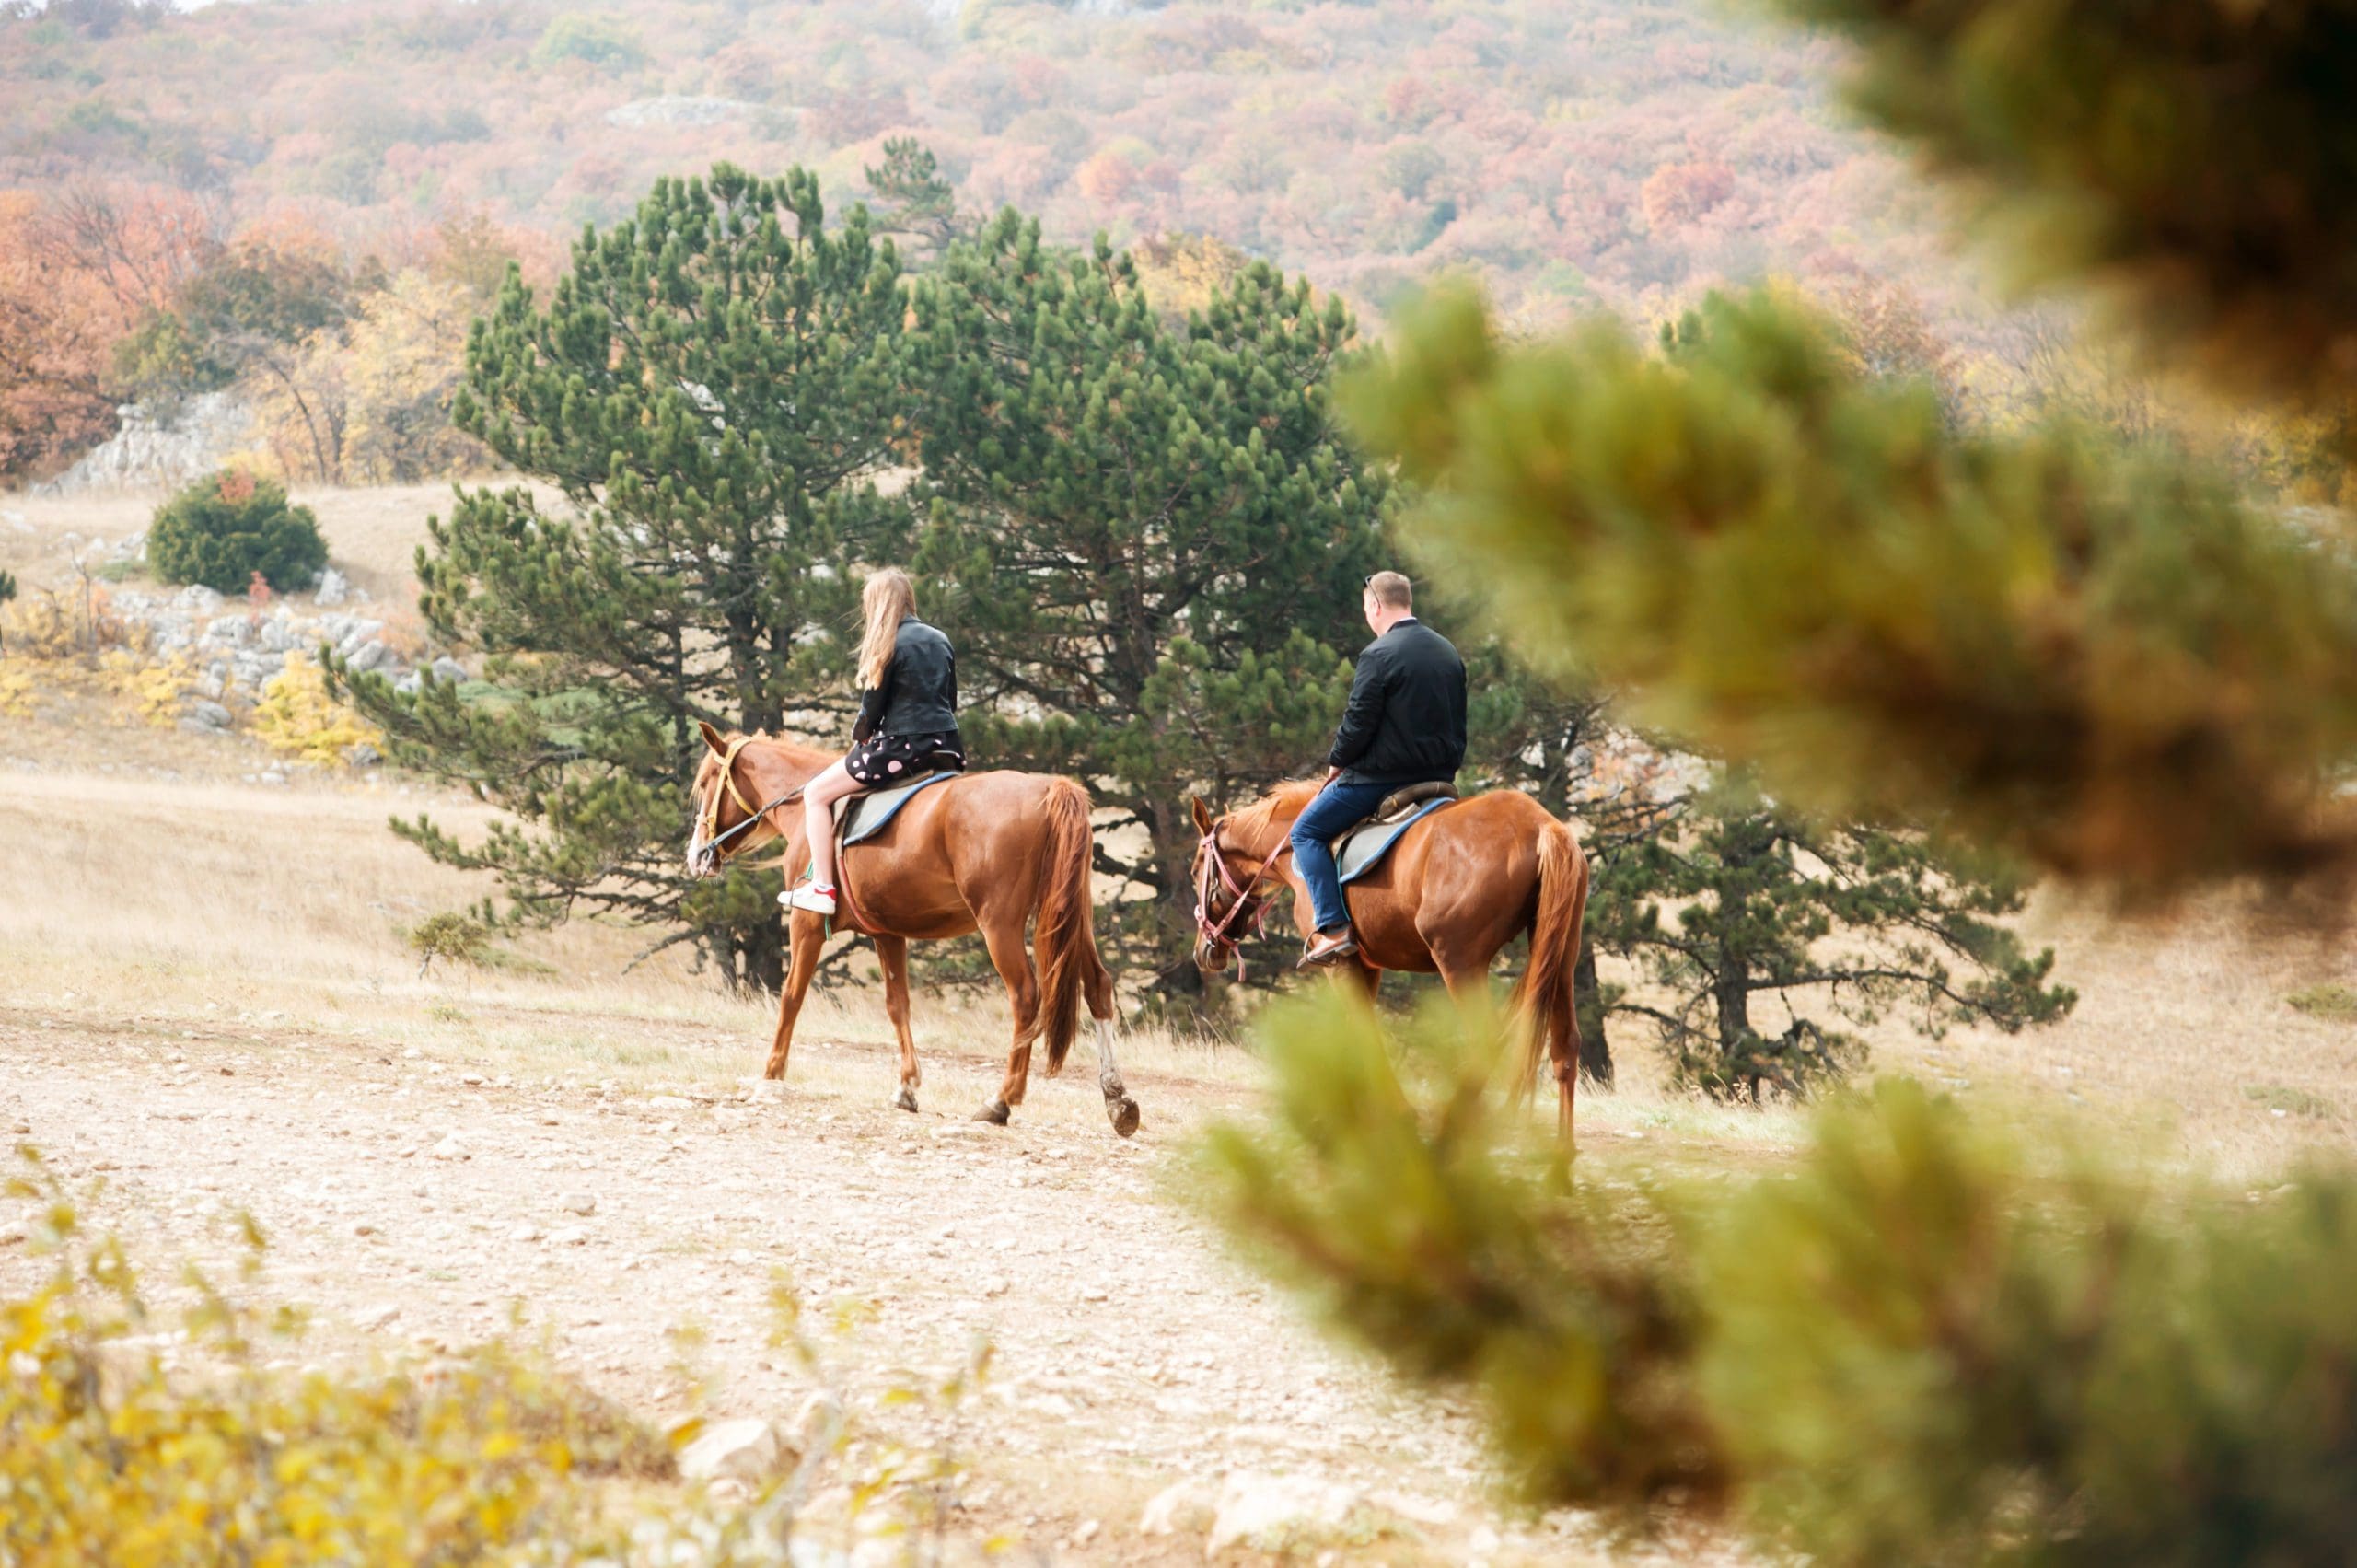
xmin=0 ymin=1160 xmax=665 ymax=1563
xmin=0 ymin=1153 xmax=997 ymax=1566
xmin=1202 ymin=993 xmax=2357 ymax=1563
xmin=1783 ymin=0 xmax=2357 ymax=411
xmin=1353 ymin=287 xmax=2357 ymax=892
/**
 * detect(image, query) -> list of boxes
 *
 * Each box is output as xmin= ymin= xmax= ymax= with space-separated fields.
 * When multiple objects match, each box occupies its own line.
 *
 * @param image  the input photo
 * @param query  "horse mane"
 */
xmin=1230 ymin=776 xmax=1323 ymax=854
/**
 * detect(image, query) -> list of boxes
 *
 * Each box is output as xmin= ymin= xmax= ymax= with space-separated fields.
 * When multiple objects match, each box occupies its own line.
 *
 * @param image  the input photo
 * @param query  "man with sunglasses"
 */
xmin=1291 ymin=570 xmax=1468 ymax=969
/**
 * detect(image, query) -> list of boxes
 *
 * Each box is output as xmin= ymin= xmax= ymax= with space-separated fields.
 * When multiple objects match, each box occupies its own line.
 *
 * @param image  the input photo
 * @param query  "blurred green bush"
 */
xmin=1203 ymin=993 xmax=2357 ymax=1563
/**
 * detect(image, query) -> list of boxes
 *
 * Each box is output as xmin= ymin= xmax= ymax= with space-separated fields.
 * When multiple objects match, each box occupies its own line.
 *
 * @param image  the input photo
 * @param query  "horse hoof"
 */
xmin=893 ymin=1086 xmax=918 ymax=1114
xmin=972 ymin=1099 xmax=1011 ymax=1127
xmin=1107 ymin=1096 xmax=1141 ymax=1139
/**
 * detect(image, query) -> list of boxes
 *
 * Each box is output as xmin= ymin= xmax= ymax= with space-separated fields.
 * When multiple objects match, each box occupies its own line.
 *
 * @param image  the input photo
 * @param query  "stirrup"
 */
xmin=1296 ymin=932 xmax=1359 ymax=970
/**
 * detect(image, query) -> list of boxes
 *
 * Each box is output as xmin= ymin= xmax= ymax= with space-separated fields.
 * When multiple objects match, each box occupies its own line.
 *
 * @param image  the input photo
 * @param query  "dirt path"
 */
xmin=0 ymin=1001 xmax=1669 ymax=1565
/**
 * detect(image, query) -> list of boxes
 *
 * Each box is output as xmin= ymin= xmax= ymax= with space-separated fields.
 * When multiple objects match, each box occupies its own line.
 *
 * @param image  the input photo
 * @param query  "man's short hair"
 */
xmin=1364 ymin=570 xmax=1413 ymax=610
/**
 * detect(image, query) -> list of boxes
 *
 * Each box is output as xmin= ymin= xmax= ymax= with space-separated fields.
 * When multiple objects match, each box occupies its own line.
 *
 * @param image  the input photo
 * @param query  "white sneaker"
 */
xmin=783 ymin=884 xmax=837 ymax=916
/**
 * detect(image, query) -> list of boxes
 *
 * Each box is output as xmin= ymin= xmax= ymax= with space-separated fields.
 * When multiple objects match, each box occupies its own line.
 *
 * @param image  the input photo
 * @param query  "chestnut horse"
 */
xmin=688 ymin=723 xmax=1139 ymax=1136
xmin=1189 ymin=782 xmax=1590 ymax=1135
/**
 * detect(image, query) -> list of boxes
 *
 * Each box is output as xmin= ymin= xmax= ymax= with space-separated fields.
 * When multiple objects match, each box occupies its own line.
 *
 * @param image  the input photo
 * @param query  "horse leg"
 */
xmin=876 ymin=933 xmax=921 ymax=1114
xmin=1342 ymin=959 xmax=1383 ymax=1004
xmin=1080 ymin=947 xmax=1140 ymax=1137
xmin=763 ymin=911 xmax=827 ymax=1081
xmin=973 ymin=912 xmax=1039 ymax=1126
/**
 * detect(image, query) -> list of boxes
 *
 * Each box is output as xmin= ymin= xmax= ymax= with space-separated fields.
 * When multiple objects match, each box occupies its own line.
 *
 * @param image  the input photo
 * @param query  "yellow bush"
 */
xmin=0 ymin=1161 xmax=671 ymax=1567
xmin=0 ymin=664 xmax=30 ymax=718
xmin=99 ymin=648 xmax=203 ymax=728
xmin=251 ymin=651 xmax=383 ymax=765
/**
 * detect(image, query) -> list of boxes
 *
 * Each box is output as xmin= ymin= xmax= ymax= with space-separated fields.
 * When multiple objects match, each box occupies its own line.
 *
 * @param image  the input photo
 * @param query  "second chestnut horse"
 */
xmin=1190 ymin=781 xmax=1589 ymax=1136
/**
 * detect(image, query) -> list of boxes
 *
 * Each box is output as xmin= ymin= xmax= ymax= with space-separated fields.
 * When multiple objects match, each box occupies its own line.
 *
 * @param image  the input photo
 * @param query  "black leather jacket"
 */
xmin=1328 ymin=618 xmax=1468 ymax=786
xmin=853 ymin=616 xmax=959 ymax=742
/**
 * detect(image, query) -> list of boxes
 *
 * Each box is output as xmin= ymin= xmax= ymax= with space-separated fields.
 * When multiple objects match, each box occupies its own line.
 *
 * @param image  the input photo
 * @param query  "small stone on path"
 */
xmin=677 ymin=1417 xmax=784 ymax=1483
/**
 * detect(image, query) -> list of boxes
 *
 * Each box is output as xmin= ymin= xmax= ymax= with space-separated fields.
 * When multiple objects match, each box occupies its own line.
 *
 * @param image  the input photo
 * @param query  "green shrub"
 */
xmin=2246 ymin=1084 xmax=2339 ymax=1120
xmin=2286 ymin=982 xmax=2357 ymax=1023
xmin=530 ymin=13 xmax=644 ymax=68
xmin=147 ymin=470 xmax=327 ymax=594
xmin=1203 ymin=993 xmax=2357 ymax=1564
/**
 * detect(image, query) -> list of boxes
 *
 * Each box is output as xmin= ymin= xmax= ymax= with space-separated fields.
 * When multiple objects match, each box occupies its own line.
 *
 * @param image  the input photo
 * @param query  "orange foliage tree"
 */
xmin=0 ymin=183 xmax=211 ymax=479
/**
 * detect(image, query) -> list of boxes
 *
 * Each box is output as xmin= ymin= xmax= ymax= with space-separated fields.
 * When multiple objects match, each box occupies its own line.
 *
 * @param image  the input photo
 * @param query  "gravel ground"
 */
xmin=0 ymin=1001 xmax=1718 ymax=1565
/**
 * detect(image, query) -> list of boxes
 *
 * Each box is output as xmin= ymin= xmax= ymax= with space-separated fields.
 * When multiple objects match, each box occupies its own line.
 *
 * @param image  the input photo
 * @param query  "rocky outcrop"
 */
xmin=35 ymin=393 xmax=255 ymax=496
xmin=604 ymin=96 xmax=765 ymax=129
xmin=110 ymin=581 xmax=459 ymax=721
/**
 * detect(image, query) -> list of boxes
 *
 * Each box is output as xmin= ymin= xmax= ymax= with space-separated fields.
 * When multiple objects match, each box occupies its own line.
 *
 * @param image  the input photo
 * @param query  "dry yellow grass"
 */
xmin=1 ymin=480 xmax=549 ymax=606
xmin=0 ymin=698 xmax=1257 ymax=1140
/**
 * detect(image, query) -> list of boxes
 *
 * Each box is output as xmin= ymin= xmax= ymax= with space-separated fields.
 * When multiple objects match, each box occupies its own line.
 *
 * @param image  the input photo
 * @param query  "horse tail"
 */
xmin=1514 ymin=817 xmax=1590 ymax=1102
xmin=1031 ymin=775 xmax=1097 ymax=1076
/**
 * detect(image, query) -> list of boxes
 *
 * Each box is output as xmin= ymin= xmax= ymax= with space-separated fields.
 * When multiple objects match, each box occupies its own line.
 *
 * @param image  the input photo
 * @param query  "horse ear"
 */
xmin=697 ymin=720 xmax=727 ymax=756
xmin=1189 ymin=796 xmax=1214 ymax=835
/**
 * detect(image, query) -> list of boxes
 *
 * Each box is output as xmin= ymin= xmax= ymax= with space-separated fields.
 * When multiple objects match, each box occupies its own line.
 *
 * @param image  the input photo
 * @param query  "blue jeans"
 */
xmin=1290 ymin=778 xmax=1393 ymax=936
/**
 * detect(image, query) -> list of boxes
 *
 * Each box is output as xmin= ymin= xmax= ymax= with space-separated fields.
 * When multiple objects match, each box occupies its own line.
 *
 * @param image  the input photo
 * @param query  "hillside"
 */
xmin=0 ymin=0 xmax=1967 ymax=327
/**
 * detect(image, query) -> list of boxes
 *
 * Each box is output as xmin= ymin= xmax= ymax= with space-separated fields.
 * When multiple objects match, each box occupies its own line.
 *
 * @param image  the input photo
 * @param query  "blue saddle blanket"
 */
xmin=837 ymin=770 xmax=959 ymax=848
xmin=1336 ymin=796 xmax=1454 ymax=885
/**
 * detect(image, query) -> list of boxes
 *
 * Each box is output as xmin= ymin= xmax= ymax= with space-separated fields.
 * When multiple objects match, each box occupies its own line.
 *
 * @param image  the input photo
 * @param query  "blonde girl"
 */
xmin=784 ymin=568 xmax=965 ymax=915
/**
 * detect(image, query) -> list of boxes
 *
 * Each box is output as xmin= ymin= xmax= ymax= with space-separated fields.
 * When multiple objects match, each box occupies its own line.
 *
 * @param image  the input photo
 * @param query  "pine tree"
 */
xmin=863 ymin=138 xmax=964 ymax=260
xmin=901 ymin=214 xmax=1387 ymax=997
xmin=1595 ymin=773 xmax=2072 ymax=1098
xmin=335 ymin=166 xmax=908 ymax=991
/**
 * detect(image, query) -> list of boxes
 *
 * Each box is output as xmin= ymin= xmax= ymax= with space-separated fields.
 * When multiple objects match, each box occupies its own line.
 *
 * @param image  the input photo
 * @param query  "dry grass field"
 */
xmin=5 ymin=482 xmax=2355 ymax=1560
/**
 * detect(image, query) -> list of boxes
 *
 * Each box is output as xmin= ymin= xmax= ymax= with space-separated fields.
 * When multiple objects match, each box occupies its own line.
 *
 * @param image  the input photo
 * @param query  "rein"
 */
xmin=695 ymin=735 xmax=805 ymax=865
xmin=1193 ymin=819 xmax=1292 ymax=981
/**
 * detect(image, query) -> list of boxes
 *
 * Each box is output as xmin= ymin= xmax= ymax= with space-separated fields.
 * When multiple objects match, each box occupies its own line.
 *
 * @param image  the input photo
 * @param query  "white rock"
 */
xmin=648 ymin=1094 xmax=692 ymax=1109
xmin=509 ymin=1224 xmax=542 ymax=1243
xmin=313 ymin=567 xmax=349 ymax=607
xmin=549 ymin=1225 xmax=587 ymax=1246
xmin=789 ymin=1389 xmax=843 ymax=1454
xmin=746 ymin=1079 xmax=787 ymax=1101
xmin=558 ymin=1192 xmax=598 ymax=1216
xmin=1206 ymin=1473 xmax=1362 ymax=1555
xmin=677 ymin=1417 xmax=783 ymax=1483
xmin=429 ymin=1136 xmax=466 ymax=1160
xmin=355 ymin=1304 xmax=401 ymax=1331
xmin=1138 ymin=1477 xmax=1216 ymax=1538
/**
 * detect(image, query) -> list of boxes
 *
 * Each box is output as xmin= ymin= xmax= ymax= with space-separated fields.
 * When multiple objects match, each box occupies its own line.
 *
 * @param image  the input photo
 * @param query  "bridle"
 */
xmin=691 ymin=735 xmax=805 ymax=869
xmin=1193 ymin=816 xmax=1291 ymax=980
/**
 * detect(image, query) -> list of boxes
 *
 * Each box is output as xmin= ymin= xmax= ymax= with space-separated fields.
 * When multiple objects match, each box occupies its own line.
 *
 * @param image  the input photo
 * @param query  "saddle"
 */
xmin=1332 ymin=781 xmax=1459 ymax=886
xmin=831 ymin=768 xmax=961 ymax=848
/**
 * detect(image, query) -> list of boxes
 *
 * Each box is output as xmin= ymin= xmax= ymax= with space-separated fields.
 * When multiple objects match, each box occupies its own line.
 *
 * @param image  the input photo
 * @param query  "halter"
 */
xmin=693 ymin=735 xmax=804 ymax=866
xmin=1193 ymin=817 xmax=1291 ymax=981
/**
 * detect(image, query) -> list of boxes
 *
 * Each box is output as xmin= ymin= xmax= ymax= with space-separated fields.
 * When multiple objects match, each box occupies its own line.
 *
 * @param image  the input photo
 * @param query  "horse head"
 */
xmin=1188 ymin=794 xmax=1283 ymax=977
xmin=686 ymin=720 xmax=778 ymax=878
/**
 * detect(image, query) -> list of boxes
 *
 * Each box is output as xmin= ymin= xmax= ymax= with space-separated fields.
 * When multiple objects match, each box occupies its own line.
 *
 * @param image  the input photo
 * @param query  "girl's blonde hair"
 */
xmin=856 ymin=567 xmax=917 ymax=691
